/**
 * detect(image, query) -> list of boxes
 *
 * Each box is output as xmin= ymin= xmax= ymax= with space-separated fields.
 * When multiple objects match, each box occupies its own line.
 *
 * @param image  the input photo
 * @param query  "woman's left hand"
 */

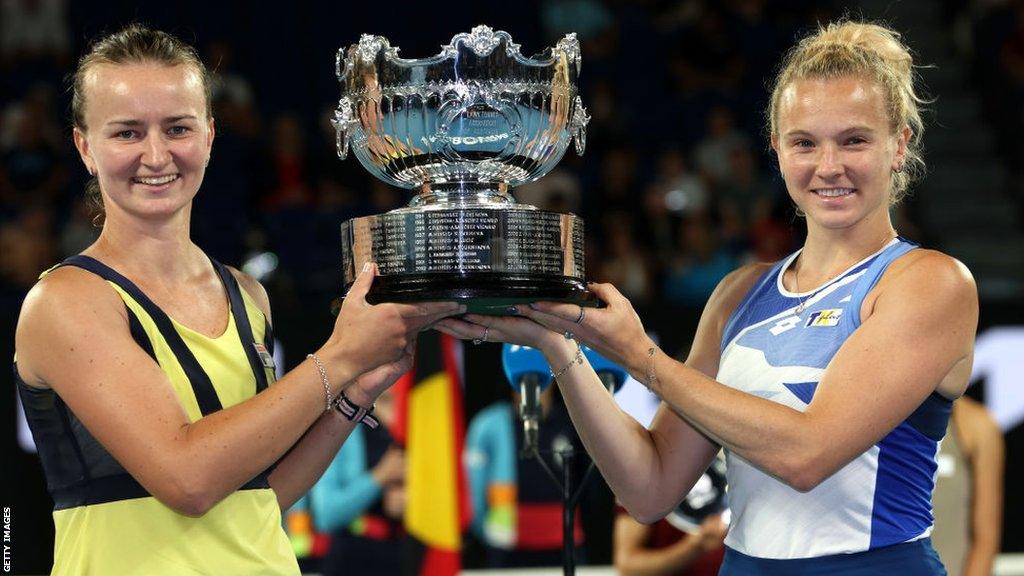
xmin=520 ymin=282 xmax=655 ymax=377
xmin=346 ymin=340 xmax=415 ymax=406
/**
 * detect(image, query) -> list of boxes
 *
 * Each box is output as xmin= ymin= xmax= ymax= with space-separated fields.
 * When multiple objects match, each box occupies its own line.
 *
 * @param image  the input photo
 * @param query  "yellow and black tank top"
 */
xmin=16 ymin=255 xmax=300 ymax=576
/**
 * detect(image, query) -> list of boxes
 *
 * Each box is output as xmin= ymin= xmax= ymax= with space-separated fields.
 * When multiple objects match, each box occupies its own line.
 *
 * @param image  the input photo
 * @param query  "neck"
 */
xmin=795 ymin=217 xmax=897 ymax=287
xmin=86 ymin=207 xmax=204 ymax=281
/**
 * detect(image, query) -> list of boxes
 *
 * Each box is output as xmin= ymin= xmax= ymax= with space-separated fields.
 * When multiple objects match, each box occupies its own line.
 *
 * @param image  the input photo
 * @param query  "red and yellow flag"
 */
xmin=392 ymin=332 xmax=470 ymax=575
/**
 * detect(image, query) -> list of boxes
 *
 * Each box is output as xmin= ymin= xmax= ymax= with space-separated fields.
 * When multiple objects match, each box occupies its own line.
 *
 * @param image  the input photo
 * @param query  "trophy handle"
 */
xmin=332 ymin=96 xmax=357 ymax=159
xmin=570 ymin=95 xmax=590 ymax=156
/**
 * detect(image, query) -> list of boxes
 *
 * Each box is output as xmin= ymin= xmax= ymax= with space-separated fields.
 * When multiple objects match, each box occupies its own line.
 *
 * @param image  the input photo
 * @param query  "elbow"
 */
xmin=156 ymin=474 xmax=220 ymax=517
xmin=774 ymin=451 xmax=832 ymax=493
xmin=622 ymin=501 xmax=670 ymax=525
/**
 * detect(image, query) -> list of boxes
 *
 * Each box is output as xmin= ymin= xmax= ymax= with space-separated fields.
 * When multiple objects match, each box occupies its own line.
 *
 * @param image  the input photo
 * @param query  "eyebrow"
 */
xmin=106 ymin=115 xmax=199 ymax=127
xmin=783 ymin=126 xmax=878 ymax=138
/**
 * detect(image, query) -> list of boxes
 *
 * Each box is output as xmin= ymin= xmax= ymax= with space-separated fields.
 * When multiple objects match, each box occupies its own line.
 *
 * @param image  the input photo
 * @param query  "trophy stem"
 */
xmin=411 ymin=181 xmax=517 ymax=208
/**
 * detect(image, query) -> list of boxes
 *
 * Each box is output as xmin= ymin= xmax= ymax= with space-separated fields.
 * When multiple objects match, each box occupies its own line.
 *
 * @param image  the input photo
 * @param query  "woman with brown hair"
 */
xmin=14 ymin=24 xmax=460 ymax=575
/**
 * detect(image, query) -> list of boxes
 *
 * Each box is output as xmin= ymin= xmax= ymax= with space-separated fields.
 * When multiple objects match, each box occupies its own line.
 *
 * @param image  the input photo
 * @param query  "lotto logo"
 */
xmin=805 ymin=309 xmax=842 ymax=327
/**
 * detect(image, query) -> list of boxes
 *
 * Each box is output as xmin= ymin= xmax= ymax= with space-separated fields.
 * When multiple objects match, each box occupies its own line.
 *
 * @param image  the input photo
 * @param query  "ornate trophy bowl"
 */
xmin=333 ymin=25 xmax=595 ymax=314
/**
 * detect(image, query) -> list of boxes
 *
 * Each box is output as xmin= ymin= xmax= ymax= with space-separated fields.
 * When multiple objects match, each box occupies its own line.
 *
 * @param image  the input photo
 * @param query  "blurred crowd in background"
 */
xmin=4 ymin=0 xmax=1024 ymax=571
xmin=3 ymin=0 xmax=1024 ymax=329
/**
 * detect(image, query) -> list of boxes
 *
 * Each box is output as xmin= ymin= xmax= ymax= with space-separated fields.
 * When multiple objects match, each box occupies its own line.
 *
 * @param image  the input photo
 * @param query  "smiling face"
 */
xmin=73 ymin=62 xmax=214 ymax=224
xmin=772 ymin=75 xmax=909 ymax=234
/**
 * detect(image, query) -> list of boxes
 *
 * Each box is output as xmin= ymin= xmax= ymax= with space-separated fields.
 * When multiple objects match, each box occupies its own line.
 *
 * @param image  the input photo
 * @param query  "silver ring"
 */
xmin=564 ymin=330 xmax=574 ymax=340
xmin=574 ymin=306 xmax=586 ymax=325
xmin=472 ymin=338 xmax=482 ymax=345
xmin=482 ymin=327 xmax=490 ymax=343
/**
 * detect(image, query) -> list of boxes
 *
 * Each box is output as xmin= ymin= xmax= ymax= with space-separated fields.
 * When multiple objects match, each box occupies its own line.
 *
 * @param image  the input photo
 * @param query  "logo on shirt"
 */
xmin=805 ymin=309 xmax=842 ymax=327
xmin=253 ymin=342 xmax=276 ymax=369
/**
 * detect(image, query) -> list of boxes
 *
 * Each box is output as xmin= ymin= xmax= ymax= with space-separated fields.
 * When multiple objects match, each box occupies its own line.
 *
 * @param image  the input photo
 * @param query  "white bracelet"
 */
xmin=307 ymin=353 xmax=332 ymax=412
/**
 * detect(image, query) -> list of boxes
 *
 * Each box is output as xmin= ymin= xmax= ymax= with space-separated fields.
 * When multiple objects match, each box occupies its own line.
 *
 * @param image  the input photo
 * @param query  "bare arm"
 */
xmin=437 ymin=264 xmax=767 ymax=521
xmin=229 ymin=269 xmax=410 ymax=511
xmin=15 ymin=265 xmax=457 ymax=516
xmin=959 ymin=398 xmax=1004 ymax=576
xmin=517 ymin=251 xmax=977 ymax=494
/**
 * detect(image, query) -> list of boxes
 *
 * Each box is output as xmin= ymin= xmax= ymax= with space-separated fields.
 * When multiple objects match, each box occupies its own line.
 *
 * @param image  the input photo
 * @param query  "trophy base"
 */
xmin=339 ymin=206 xmax=593 ymax=315
xmin=359 ymin=272 xmax=600 ymax=315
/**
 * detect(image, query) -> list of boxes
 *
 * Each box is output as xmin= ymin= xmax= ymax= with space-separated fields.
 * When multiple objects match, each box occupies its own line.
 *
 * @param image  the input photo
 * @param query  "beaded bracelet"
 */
xmin=551 ymin=343 xmax=584 ymax=381
xmin=306 ymin=353 xmax=333 ymax=412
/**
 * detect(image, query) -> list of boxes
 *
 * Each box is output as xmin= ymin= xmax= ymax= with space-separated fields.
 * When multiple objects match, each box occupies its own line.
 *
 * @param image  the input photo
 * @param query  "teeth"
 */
xmin=134 ymin=175 xmax=177 ymax=185
xmin=815 ymin=188 xmax=853 ymax=197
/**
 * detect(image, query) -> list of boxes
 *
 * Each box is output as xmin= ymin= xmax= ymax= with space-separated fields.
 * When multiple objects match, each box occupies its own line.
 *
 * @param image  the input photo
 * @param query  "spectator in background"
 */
xmin=308 ymin=389 xmax=406 ymax=576
xmin=465 ymin=385 xmax=590 ymax=568
xmin=642 ymin=148 xmax=709 ymax=261
xmin=0 ymin=85 xmax=67 ymax=216
xmin=661 ymin=213 xmax=737 ymax=307
xmin=596 ymin=215 xmax=653 ymax=303
xmin=614 ymin=512 xmax=727 ymax=576
xmin=693 ymin=106 xmax=751 ymax=187
xmin=932 ymin=396 xmax=1004 ymax=576
xmin=0 ymin=0 xmax=70 ymax=89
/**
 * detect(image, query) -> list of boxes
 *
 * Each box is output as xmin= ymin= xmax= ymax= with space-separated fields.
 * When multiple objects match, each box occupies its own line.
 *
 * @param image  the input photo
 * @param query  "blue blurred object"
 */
xmin=502 ymin=344 xmax=554 ymax=456
xmin=582 ymin=345 xmax=628 ymax=393
xmin=502 ymin=344 xmax=554 ymax=392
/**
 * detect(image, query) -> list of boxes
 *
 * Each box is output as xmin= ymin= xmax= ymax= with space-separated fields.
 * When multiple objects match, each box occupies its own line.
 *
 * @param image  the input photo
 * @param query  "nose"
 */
xmin=141 ymin=130 xmax=171 ymax=169
xmin=815 ymin=143 xmax=843 ymax=179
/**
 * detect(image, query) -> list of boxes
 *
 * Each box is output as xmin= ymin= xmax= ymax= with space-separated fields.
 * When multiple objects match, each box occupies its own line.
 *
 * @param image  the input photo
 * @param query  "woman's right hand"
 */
xmin=325 ymin=263 xmax=463 ymax=375
xmin=433 ymin=307 xmax=567 ymax=353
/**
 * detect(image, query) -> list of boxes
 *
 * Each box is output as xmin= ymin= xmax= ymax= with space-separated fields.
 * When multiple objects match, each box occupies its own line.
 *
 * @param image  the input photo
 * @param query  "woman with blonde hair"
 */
xmin=439 ymin=20 xmax=976 ymax=574
xmin=15 ymin=24 xmax=459 ymax=575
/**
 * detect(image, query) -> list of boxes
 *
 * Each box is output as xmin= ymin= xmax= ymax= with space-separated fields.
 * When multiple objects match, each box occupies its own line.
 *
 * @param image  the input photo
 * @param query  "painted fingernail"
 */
xmin=507 ymin=306 xmax=519 ymax=315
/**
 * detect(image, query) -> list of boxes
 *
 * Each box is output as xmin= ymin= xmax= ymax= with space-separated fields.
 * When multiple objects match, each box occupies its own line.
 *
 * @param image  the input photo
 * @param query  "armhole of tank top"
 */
xmin=846 ymin=242 xmax=918 ymax=331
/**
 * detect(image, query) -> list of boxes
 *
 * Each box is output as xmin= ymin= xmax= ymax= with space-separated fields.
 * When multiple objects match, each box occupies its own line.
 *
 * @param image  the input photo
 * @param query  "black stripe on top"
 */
xmin=211 ymin=260 xmax=271 ymax=393
xmin=49 ymin=471 xmax=271 ymax=510
xmin=60 ymin=255 xmax=224 ymax=415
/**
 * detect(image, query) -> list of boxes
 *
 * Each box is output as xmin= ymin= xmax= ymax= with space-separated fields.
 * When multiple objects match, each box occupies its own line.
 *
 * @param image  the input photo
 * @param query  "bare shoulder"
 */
xmin=881 ymin=249 xmax=976 ymax=299
xmin=226 ymin=266 xmax=272 ymax=324
xmin=870 ymin=249 xmax=978 ymax=322
xmin=16 ymin=266 xmax=128 ymax=386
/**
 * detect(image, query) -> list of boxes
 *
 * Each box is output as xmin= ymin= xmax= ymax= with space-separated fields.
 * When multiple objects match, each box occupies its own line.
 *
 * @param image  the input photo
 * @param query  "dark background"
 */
xmin=3 ymin=0 xmax=1023 ymax=573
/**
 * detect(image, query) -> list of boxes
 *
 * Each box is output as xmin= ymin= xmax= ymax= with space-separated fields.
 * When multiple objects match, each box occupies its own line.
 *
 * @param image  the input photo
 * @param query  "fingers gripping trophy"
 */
xmin=333 ymin=25 xmax=595 ymax=314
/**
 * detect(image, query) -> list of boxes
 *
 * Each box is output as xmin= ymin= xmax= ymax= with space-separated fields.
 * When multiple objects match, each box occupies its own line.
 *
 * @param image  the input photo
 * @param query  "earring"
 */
xmin=87 ymin=167 xmax=95 ymax=177
xmin=205 ymin=157 xmax=210 ymax=167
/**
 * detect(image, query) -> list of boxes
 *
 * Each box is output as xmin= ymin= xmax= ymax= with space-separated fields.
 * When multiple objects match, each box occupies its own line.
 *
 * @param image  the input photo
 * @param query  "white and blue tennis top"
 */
xmin=717 ymin=238 xmax=952 ymax=559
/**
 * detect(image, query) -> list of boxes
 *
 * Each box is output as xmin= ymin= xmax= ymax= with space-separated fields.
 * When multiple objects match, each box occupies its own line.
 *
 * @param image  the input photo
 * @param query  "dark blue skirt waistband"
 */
xmin=720 ymin=538 xmax=946 ymax=575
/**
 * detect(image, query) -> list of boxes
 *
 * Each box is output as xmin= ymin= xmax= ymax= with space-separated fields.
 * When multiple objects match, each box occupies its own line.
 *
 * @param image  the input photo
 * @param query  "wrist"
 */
xmin=540 ymin=336 xmax=577 ymax=367
xmin=333 ymin=389 xmax=380 ymax=429
xmin=342 ymin=380 xmax=379 ymax=409
xmin=629 ymin=342 xmax=665 ymax=392
xmin=315 ymin=344 xmax=360 ymax=398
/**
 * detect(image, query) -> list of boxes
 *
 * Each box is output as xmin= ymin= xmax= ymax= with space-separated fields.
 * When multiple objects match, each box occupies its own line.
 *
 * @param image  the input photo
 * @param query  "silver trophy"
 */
xmin=333 ymin=25 xmax=594 ymax=313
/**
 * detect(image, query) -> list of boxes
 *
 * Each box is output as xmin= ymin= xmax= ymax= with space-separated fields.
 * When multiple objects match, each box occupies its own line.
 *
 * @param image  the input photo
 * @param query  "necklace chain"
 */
xmin=792 ymin=234 xmax=897 ymax=316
